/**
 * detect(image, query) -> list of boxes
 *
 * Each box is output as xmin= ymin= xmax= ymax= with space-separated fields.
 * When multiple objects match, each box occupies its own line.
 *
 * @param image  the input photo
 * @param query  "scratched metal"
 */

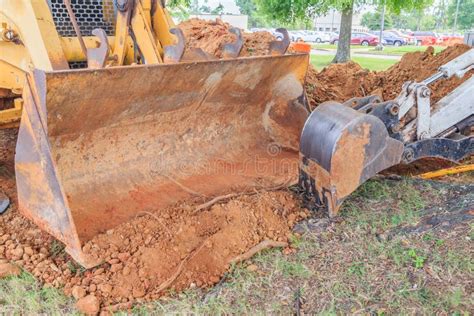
xmin=15 ymin=54 xmax=310 ymax=267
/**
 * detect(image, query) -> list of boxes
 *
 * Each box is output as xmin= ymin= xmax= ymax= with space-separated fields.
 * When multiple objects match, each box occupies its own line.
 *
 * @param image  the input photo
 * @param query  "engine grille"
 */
xmin=48 ymin=0 xmax=116 ymax=37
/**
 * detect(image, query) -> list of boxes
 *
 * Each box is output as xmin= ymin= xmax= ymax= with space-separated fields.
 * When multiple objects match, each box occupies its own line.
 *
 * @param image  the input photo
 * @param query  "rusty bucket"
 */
xmin=15 ymin=54 xmax=309 ymax=267
xmin=299 ymin=102 xmax=404 ymax=217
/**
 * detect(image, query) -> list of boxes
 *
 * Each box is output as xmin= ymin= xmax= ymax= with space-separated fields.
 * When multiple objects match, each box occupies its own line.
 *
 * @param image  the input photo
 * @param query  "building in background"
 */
xmin=190 ymin=14 xmax=249 ymax=29
xmin=314 ymin=10 xmax=367 ymax=32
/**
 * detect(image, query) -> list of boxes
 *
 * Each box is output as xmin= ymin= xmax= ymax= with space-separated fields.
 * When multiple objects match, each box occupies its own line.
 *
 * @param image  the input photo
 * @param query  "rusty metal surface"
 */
xmin=299 ymin=102 xmax=404 ymax=216
xmin=15 ymin=54 xmax=309 ymax=267
xmin=222 ymin=28 xmax=244 ymax=59
xmin=163 ymin=28 xmax=185 ymax=63
xmin=270 ymin=28 xmax=290 ymax=56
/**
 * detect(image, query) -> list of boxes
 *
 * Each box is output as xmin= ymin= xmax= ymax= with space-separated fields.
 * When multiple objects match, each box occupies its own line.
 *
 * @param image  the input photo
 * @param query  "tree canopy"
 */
xmin=447 ymin=0 xmax=474 ymax=30
xmin=254 ymin=0 xmax=434 ymax=25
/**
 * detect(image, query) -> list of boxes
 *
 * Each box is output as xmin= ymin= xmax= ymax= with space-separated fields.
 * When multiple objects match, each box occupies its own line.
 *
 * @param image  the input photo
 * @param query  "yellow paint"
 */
xmin=419 ymin=164 xmax=474 ymax=179
xmin=1 ymin=0 xmax=177 ymax=127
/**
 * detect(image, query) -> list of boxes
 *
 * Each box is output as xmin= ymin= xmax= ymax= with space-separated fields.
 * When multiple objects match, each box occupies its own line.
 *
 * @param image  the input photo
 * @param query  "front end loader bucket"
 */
xmin=299 ymin=102 xmax=404 ymax=217
xmin=15 ymin=54 xmax=309 ymax=267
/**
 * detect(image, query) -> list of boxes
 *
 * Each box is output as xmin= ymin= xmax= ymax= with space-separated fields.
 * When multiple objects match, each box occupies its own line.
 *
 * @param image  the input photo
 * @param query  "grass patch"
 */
xmin=311 ymin=54 xmax=397 ymax=71
xmin=366 ymin=45 xmax=445 ymax=56
xmin=0 ymin=272 xmax=74 ymax=314
xmin=311 ymin=44 xmax=367 ymax=50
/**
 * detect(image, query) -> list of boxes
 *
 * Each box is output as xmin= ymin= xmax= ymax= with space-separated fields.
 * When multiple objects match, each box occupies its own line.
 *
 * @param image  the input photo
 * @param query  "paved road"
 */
xmin=311 ymin=48 xmax=402 ymax=60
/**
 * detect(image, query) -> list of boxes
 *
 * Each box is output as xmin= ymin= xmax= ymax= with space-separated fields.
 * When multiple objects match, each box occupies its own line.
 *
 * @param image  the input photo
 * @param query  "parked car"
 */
xmin=303 ymin=31 xmax=331 ymax=43
xmin=330 ymin=32 xmax=379 ymax=46
xmin=289 ymin=31 xmax=305 ymax=42
xmin=439 ymin=33 xmax=464 ymax=44
xmin=369 ymin=31 xmax=407 ymax=46
xmin=271 ymin=29 xmax=285 ymax=40
xmin=385 ymin=29 xmax=416 ymax=45
xmin=410 ymin=31 xmax=441 ymax=46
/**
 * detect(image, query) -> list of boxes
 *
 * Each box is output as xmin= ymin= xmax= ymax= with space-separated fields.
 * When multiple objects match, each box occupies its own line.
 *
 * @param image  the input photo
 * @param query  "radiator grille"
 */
xmin=48 ymin=0 xmax=116 ymax=37
xmin=68 ymin=61 xmax=89 ymax=69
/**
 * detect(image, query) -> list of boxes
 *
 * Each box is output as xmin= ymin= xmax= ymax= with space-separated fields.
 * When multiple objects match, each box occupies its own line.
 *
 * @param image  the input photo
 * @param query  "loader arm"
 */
xmin=0 ymin=0 xmax=179 ymax=128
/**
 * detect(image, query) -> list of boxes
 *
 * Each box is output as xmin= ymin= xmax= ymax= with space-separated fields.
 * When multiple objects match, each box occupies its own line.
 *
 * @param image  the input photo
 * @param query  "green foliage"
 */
xmin=407 ymin=248 xmax=426 ymax=268
xmin=254 ymin=0 xmax=433 ymax=25
xmin=361 ymin=11 xmax=393 ymax=30
xmin=211 ymin=3 xmax=224 ymax=15
xmin=447 ymin=0 xmax=474 ymax=30
xmin=235 ymin=0 xmax=268 ymax=27
xmin=167 ymin=0 xmax=191 ymax=8
xmin=347 ymin=262 xmax=366 ymax=276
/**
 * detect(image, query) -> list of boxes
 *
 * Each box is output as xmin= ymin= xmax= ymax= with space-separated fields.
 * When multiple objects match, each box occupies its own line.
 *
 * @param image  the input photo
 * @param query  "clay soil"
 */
xmin=179 ymin=18 xmax=276 ymax=58
xmin=0 ymin=129 xmax=308 ymax=312
xmin=305 ymin=44 xmax=473 ymax=108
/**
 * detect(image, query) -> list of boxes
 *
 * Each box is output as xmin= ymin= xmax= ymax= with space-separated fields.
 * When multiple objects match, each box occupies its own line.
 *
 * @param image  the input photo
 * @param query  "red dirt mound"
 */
xmin=0 ymin=129 xmax=307 ymax=312
xmin=305 ymin=62 xmax=378 ymax=109
xmin=179 ymin=18 xmax=275 ymax=58
xmin=373 ymin=44 xmax=473 ymax=104
xmin=309 ymin=44 xmax=473 ymax=107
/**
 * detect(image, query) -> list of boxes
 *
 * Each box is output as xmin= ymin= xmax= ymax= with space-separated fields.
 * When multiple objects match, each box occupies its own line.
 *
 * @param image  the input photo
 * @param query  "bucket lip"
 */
xmin=40 ymin=53 xmax=310 ymax=75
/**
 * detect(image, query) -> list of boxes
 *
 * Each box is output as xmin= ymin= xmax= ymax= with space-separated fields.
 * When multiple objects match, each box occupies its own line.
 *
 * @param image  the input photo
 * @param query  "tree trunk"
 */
xmin=332 ymin=1 xmax=353 ymax=63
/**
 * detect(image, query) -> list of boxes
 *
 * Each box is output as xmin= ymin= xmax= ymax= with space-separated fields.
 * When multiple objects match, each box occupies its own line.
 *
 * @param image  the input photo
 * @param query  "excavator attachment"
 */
xmin=15 ymin=54 xmax=309 ymax=267
xmin=299 ymin=102 xmax=404 ymax=217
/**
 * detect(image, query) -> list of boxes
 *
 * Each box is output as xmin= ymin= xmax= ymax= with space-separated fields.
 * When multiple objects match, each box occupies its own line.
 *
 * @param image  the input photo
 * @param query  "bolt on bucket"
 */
xmin=15 ymin=54 xmax=309 ymax=267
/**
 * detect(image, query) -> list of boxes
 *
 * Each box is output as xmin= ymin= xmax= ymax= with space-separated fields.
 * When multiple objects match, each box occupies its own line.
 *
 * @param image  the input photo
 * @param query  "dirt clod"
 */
xmin=76 ymin=295 xmax=100 ymax=315
xmin=72 ymin=285 xmax=87 ymax=300
xmin=179 ymin=18 xmax=276 ymax=58
xmin=0 ymin=262 xmax=21 ymax=278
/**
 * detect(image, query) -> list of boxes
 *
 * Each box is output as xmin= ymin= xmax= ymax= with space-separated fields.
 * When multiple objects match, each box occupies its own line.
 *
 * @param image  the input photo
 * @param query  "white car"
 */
xmin=289 ymin=30 xmax=330 ymax=43
xmin=304 ymin=31 xmax=331 ymax=43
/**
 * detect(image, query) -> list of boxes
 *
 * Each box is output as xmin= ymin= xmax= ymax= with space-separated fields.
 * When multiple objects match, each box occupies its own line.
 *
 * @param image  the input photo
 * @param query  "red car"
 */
xmin=330 ymin=32 xmax=379 ymax=46
xmin=440 ymin=33 xmax=464 ymax=45
xmin=411 ymin=31 xmax=441 ymax=46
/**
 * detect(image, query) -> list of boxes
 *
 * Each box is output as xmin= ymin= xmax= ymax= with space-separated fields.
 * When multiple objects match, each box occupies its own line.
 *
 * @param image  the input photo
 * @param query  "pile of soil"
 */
xmin=179 ymin=18 xmax=275 ymax=58
xmin=304 ymin=62 xmax=378 ymax=108
xmin=373 ymin=44 xmax=473 ymax=104
xmin=0 ymin=129 xmax=307 ymax=313
xmin=308 ymin=44 xmax=473 ymax=107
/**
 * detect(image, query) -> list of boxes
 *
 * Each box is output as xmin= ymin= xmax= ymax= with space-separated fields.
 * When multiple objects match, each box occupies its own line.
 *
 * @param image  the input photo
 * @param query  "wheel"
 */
xmin=297 ymin=37 xmax=304 ymax=42
xmin=361 ymin=40 xmax=369 ymax=46
xmin=416 ymin=40 xmax=422 ymax=46
xmin=394 ymin=40 xmax=401 ymax=46
xmin=333 ymin=40 xmax=338 ymax=45
xmin=316 ymin=38 xmax=322 ymax=43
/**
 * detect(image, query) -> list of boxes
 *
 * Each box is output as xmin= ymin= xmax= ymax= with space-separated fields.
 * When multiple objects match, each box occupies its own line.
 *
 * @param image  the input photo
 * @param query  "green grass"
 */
xmin=366 ymin=45 xmax=445 ymax=56
xmin=311 ymin=54 xmax=398 ymax=71
xmin=0 ymin=272 xmax=74 ymax=314
xmin=311 ymin=43 xmax=365 ymax=50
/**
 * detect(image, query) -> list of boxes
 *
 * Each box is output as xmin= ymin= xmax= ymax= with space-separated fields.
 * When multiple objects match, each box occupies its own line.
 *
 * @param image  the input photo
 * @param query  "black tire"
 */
xmin=416 ymin=40 xmax=422 ymax=46
xmin=316 ymin=38 xmax=322 ymax=43
xmin=394 ymin=40 xmax=401 ymax=46
xmin=361 ymin=40 xmax=369 ymax=46
xmin=333 ymin=40 xmax=338 ymax=45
